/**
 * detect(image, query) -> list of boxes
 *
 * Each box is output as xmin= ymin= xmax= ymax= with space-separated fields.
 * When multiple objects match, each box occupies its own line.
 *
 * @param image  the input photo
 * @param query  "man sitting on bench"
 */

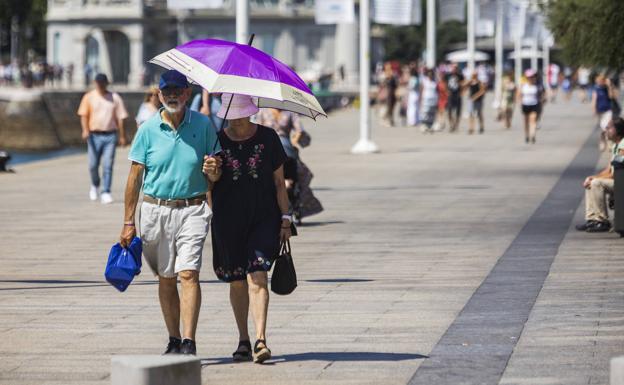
xmin=577 ymin=117 xmax=624 ymax=232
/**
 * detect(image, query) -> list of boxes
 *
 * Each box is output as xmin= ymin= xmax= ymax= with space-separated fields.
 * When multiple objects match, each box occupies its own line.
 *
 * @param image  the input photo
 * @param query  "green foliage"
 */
xmin=546 ymin=0 xmax=624 ymax=69
xmin=383 ymin=25 xmax=425 ymax=62
xmin=0 ymin=0 xmax=48 ymax=59
xmin=381 ymin=0 xmax=466 ymax=67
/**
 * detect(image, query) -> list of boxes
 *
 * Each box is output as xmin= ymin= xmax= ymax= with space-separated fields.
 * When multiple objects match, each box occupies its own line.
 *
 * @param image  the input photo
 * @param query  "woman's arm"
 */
xmin=273 ymin=165 xmax=292 ymax=242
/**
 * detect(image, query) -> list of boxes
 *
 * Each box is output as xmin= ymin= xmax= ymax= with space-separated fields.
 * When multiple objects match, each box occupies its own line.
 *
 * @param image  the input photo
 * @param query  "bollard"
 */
xmin=111 ymin=355 xmax=201 ymax=385
xmin=611 ymin=356 xmax=624 ymax=385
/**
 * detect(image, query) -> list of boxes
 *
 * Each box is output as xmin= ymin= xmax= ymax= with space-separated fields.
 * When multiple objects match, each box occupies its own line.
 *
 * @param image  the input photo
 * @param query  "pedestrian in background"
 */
xmin=406 ymin=65 xmax=421 ymax=127
xmin=518 ymin=69 xmax=541 ymax=144
xmin=500 ymin=73 xmax=516 ymax=130
xmin=434 ymin=74 xmax=449 ymax=131
xmin=419 ymin=68 xmax=438 ymax=133
xmin=77 ymin=73 xmax=128 ymax=204
xmin=382 ymin=63 xmax=398 ymax=127
xmin=593 ymin=73 xmax=616 ymax=151
xmin=467 ymin=73 xmax=486 ymax=134
xmin=446 ymin=64 xmax=464 ymax=132
xmin=135 ymin=86 xmax=161 ymax=128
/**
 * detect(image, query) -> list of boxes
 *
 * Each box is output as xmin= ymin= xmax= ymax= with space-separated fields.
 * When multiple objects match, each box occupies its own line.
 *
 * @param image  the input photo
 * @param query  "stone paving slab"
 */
xmin=0 ymin=96 xmax=618 ymax=384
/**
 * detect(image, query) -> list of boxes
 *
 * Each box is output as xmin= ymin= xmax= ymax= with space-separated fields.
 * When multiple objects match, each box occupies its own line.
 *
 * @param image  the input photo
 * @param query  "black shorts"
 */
xmin=522 ymin=104 xmax=539 ymax=114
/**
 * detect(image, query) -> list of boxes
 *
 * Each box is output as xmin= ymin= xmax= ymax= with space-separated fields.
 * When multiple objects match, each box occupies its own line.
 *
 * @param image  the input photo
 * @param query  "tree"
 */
xmin=0 ymin=0 xmax=48 ymax=62
xmin=546 ymin=0 xmax=624 ymax=69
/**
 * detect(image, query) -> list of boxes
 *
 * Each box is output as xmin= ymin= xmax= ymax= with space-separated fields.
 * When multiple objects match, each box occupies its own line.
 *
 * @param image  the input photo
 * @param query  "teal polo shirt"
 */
xmin=129 ymin=108 xmax=221 ymax=199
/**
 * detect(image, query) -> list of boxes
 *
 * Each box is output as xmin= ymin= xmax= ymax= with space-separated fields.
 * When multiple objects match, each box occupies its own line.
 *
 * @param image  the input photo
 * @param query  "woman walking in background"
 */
xmin=467 ymin=73 xmax=486 ymax=134
xmin=434 ymin=74 xmax=449 ymax=131
xmin=518 ymin=69 xmax=542 ymax=144
xmin=419 ymin=68 xmax=438 ymax=134
xmin=406 ymin=65 xmax=421 ymax=127
xmin=135 ymin=86 xmax=161 ymax=128
xmin=500 ymin=73 xmax=516 ymax=130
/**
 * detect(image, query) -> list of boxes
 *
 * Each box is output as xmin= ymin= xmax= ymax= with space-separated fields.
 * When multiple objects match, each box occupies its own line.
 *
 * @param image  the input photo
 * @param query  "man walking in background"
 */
xmin=78 ymin=73 xmax=128 ymax=204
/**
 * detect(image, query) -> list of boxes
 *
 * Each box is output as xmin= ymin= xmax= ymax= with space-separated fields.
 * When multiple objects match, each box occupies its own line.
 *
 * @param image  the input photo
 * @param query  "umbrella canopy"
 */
xmin=445 ymin=49 xmax=490 ymax=63
xmin=150 ymin=39 xmax=326 ymax=119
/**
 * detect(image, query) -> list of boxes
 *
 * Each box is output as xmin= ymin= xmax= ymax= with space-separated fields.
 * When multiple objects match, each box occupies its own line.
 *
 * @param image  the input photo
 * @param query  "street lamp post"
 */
xmin=236 ymin=0 xmax=249 ymax=44
xmin=426 ymin=0 xmax=436 ymax=68
xmin=514 ymin=1 xmax=527 ymax=84
xmin=494 ymin=0 xmax=504 ymax=108
xmin=467 ymin=0 xmax=476 ymax=74
xmin=351 ymin=0 xmax=379 ymax=154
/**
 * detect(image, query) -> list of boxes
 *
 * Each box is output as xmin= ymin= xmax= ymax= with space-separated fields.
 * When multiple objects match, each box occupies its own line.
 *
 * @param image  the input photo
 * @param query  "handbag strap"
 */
xmin=280 ymin=240 xmax=291 ymax=256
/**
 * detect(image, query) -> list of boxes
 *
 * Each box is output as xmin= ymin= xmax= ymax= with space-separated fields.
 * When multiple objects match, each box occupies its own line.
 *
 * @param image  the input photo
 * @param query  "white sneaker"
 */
xmin=100 ymin=192 xmax=114 ymax=204
xmin=89 ymin=186 xmax=98 ymax=201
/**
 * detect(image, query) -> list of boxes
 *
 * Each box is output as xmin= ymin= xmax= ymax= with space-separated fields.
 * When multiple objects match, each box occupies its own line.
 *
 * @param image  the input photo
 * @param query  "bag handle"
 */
xmin=279 ymin=240 xmax=291 ymax=256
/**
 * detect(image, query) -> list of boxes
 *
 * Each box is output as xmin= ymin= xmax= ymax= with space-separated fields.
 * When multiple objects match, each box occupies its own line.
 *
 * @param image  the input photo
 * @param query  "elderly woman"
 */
xmin=203 ymin=93 xmax=292 ymax=364
xmin=135 ymin=86 xmax=161 ymax=127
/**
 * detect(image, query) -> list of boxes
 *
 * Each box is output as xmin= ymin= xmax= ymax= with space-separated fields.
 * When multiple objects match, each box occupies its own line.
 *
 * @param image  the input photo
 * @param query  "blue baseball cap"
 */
xmin=159 ymin=70 xmax=189 ymax=89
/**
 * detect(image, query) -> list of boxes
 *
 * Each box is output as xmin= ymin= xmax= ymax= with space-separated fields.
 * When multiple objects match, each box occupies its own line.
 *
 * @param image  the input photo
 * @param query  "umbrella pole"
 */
xmin=213 ymin=34 xmax=256 ymax=152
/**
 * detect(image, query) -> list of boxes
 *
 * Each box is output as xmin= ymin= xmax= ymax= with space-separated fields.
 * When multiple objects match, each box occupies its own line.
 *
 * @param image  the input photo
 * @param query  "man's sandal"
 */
xmin=232 ymin=340 xmax=252 ymax=362
xmin=253 ymin=339 xmax=272 ymax=364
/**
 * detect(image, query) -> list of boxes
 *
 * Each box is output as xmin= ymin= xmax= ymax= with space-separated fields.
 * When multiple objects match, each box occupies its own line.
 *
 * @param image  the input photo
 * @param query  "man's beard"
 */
xmin=163 ymin=101 xmax=181 ymax=114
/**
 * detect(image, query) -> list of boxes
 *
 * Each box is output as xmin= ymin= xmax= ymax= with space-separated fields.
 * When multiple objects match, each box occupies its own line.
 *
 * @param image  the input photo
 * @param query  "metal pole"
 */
xmin=236 ymin=0 xmax=249 ymax=44
xmin=351 ymin=0 xmax=378 ymax=154
xmin=426 ymin=0 xmax=436 ymax=68
xmin=514 ymin=2 xmax=526 ymax=85
xmin=531 ymin=31 xmax=538 ymax=71
xmin=494 ymin=0 xmax=504 ymax=108
xmin=10 ymin=16 xmax=18 ymax=64
xmin=543 ymin=38 xmax=550 ymax=94
xmin=467 ymin=0 xmax=476 ymax=74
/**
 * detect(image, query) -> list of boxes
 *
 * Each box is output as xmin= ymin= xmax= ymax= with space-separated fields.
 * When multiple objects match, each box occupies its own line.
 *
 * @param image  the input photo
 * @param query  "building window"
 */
xmin=261 ymin=34 xmax=276 ymax=56
xmin=53 ymin=32 xmax=61 ymax=65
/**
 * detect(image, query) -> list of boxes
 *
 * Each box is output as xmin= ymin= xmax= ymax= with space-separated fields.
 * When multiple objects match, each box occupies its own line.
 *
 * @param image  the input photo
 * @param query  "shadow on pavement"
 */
xmin=0 ymin=279 xmax=221 ymax=291
xmin=298 ymin=220 xmax=345 ymax=227
xmin=305 ymin=278 xmax=374 ymax=283
xmin=200 ymin=351 xmax=427 ymax=366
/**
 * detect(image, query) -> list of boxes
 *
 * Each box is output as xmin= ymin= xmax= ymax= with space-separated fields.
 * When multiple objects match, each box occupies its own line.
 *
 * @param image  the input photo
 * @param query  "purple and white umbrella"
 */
xmin=149 ymin=39 xmax=326 ymax=119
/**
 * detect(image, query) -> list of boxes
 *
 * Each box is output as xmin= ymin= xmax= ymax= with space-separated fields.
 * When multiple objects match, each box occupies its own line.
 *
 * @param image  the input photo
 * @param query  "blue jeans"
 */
xmin=87 ymin=132 xmax=117 ymax=193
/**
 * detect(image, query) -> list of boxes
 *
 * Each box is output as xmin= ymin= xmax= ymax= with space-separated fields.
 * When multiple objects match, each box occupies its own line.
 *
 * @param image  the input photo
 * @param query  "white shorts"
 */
xmin=140 ymin=201 xmax=212 ymax=278
xmin=599 ymin=110 xmax=613 ymax=131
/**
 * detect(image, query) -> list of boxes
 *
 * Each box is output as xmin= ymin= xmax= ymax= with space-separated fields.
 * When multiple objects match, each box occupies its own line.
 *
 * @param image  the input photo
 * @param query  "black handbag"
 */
xmin=271 ymin=241 xmax=297 ymax=295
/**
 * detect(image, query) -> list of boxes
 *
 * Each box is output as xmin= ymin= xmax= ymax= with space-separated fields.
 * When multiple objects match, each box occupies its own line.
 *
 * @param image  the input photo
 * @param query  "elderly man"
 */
xmin=576 ymin=117 xmax=624 ymax=232
xmin=120 ymin=70 xmax=222 ymax=355
xmin=78 ymin=73 xmax=129 ymax=204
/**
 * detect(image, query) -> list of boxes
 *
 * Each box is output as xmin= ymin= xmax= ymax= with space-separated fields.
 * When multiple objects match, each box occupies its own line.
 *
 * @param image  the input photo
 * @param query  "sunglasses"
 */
xmin=161 ymin=87 xmax=185 ymax=97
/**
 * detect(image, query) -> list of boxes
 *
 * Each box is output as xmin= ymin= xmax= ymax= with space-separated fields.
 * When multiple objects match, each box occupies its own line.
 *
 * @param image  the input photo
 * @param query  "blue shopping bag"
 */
xmin=104 ymin=237 xmax=142 ymax=292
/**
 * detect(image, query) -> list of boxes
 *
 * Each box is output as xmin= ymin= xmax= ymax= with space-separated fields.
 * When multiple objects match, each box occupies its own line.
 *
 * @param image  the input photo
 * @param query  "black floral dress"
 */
xmin=212 ymin=125 xmax=287 ymax=282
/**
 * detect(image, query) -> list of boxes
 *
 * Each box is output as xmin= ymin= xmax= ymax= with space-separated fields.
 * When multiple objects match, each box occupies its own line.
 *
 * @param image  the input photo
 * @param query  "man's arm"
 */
xmin=80 ymin=116 xmax=90 ymax=140
xmin=117 ymin=118 xmax=127 ymax=146
xmin=120 ymin=162 xmax=144 ymax=247
xmin=200 ymin=89 xmax=211 ymax=116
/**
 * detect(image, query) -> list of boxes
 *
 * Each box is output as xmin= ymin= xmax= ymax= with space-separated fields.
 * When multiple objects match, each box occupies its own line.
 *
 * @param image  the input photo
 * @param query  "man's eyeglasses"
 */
xmin=161 ymin=87 xmax=185 ymax=97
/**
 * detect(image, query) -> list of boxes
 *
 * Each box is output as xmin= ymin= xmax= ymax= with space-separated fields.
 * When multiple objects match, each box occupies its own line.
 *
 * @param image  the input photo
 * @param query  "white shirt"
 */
xmin=521 ymin=84 xmax=539 ymax=106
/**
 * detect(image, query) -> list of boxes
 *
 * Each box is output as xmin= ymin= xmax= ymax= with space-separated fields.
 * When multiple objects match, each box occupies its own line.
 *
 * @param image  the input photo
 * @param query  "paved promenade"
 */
xmin=1 ymin=97 xmax=623 ymax=385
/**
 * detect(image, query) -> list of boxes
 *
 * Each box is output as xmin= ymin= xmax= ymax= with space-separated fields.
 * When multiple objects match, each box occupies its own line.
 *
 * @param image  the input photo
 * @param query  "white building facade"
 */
xmin=46 ymin=0 xmax=362 ymax=88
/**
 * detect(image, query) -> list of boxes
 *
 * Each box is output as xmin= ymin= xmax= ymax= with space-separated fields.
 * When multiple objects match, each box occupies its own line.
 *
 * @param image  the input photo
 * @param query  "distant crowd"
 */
xmin=374 ymin=60 xmax=622 ymax=145
xmin=0 ymin=60 xmax=74 ymax=88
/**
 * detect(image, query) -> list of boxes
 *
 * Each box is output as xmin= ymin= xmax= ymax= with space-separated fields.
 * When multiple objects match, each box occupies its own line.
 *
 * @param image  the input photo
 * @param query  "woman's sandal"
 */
xmin=232 ymin=340 xmax=252 ymax=362
xmin=253 ymin=339 xmax=272 ymax=364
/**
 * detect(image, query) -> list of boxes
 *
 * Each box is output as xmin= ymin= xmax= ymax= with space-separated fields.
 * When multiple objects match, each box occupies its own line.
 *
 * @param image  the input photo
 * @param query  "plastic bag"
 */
xmin=104 ymin=237 xmax=142 ymax=292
